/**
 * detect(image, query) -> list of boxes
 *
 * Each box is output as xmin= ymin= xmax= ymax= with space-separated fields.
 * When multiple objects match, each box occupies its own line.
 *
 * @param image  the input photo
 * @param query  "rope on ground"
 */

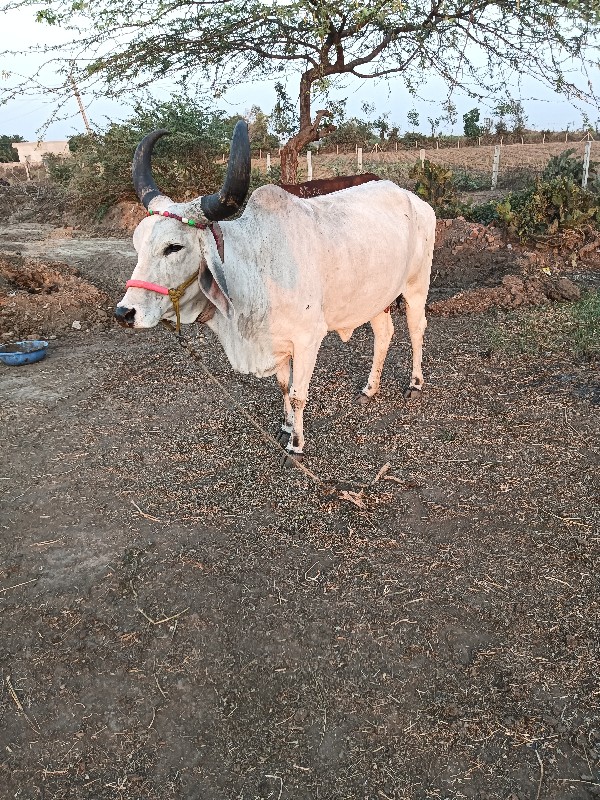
xmin=178 ymin=337 xmax=322 ymax=485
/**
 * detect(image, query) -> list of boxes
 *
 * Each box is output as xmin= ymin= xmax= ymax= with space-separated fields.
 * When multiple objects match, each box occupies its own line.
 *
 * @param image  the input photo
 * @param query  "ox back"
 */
xmin=279 ymin=173 xmax=380 ymax=199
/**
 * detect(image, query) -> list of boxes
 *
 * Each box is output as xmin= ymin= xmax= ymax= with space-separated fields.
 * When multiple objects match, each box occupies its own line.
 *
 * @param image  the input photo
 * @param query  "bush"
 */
xmin=44 ymin=95 xmax=233 ymax=217
xmin=465 ymin=201 xmax=500 ymax=226
xmin=409 ymin=159 xmax=461 ymax=214
xmin=542 ymin=148 xmax=600 ymax=190
xmin=496 ymin=176 xmax=600 ymax=240
xmin=466 ymin=148 xmax=600 ymax=238
xmin=452 ymin=168 xmax=490 ymax=192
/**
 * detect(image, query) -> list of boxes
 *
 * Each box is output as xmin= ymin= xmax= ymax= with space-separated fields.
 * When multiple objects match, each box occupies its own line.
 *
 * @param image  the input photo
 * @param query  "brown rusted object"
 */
xmin=279 ymin=173 xmax=380 ymax=199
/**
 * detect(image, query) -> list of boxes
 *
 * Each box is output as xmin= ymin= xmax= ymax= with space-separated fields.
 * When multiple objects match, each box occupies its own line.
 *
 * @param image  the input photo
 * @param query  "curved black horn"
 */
xmin=132 ymin=129 xmax=170 ymax=209
xmin=200 ymin=120 xmax=250 ymax=221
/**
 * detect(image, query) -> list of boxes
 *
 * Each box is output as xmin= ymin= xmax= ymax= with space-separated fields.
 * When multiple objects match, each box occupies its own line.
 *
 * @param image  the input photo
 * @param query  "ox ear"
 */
xmin=199 ymin=260 xmax=234 ymax=319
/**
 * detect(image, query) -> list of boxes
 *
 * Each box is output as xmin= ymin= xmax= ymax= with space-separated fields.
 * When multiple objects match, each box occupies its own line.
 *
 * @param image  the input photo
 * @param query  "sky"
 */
xmin=1 ymin=7 xmax=599 ymax=142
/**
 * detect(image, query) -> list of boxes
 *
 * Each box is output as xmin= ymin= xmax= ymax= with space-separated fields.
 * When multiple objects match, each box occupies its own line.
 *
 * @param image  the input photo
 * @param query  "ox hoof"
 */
xmin=281 ymin=451 xmax=304 ymax=469
xmin=404 ymin=386 xmax=423 ymax=400
xmin=356 ymin=392 xmax=373 ymax=406
xmin=276 ymin=429 xmax=291 ymax=448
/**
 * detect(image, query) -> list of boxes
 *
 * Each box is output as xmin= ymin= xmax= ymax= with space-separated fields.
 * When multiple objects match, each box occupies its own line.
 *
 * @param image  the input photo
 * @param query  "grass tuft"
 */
xmin=489 ymin=290 xmax=599 ymax=360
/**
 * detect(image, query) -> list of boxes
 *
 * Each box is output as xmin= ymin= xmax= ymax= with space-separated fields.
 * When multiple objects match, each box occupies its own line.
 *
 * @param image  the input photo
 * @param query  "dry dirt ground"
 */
xmin=0 ymin=197 xmax=599 ymax=800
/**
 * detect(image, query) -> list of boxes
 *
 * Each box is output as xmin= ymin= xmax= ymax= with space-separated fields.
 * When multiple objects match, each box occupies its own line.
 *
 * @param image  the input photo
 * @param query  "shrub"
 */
xmin=542 ymin=148 xmax=599 ymax=189
xmin=409 ymin=159 xmax=460 ymax=213
xmin=44 ymin=95 xmax=232 ymax=217
xmin=452 ymin=168 xmax=490 ymax=192
xmin=465 ymin=201 xmax=501 ymax=226
xmin=496 ymin=176 xmax=600 ymax=240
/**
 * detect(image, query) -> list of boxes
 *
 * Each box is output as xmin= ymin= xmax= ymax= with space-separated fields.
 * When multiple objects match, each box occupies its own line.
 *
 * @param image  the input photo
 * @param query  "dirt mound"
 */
xmin=0 ymin=255 xmax=113 ymax=340
xmin=432 ymin=218 xmax=522 ymax=292
xmin=97 ymin=200 xmax=146 ymax=234
xmin=428 ymin=273 xmax=581 ymax=315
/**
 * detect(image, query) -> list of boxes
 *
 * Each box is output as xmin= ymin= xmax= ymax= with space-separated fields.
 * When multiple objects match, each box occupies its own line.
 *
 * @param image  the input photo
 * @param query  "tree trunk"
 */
xmin=280 ymin=127 xmax=316 ymax=184
xmin=280 ymin=71 xmax=334 ymax=184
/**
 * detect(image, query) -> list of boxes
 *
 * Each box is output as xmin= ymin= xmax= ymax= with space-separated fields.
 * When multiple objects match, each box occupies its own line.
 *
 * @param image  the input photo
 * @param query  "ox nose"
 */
xmin=114 ymin=305 xmax=136 ymax=327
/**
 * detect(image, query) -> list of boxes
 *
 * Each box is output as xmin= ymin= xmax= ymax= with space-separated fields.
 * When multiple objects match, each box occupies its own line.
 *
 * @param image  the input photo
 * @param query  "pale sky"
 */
xmin=1 ymin=7 xmax=598 ymax=141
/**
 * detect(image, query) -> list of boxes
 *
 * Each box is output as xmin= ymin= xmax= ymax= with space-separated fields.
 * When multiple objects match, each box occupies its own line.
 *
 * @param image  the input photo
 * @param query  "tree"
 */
xmin=495 ymin=100 xmax=528 ymax=135
xmin=2 ymin=0 xmax=599 ymax=183
xmin=270 ymin=82 xmax=297 ymax=143
xmin=463 ymin=108 xmax=482 ymax=138
xmin=321 ymin=117 xmax=378 ymax=148
xmin=428 ymin=116 xmax=441 ymax=137
xmin=246 ymin=105 xmax=280 ymax=152
xmin=407 ymin=110 xmax=420 ymax=131
xmin=0 ymin=134 xmax=25 ymax=162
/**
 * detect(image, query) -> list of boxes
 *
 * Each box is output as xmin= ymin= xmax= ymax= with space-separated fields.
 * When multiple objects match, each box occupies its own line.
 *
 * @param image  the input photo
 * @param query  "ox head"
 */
xmin=115 ymin=121 xmax=250 ymax=330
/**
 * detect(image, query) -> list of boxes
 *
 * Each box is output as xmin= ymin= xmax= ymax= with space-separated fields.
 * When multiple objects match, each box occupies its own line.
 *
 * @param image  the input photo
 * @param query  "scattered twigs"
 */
xmin=265 ymin=775 xmax=283 ymax=800
xmin=5 ymin=676 xmax=40 ymax=733
xmin=137 ymin=606 xmax=190 ymax=626
xmin=130 ymin=500 xmax=161 ymax=522
xmin=534 ymin=749 xmax=544 ymax=800
xmin=338 ymin=490 xmax=366 ymax=508
xmin=556 ymin=778 xmax=600 ymax=786
xmin=154 ymin=674 xmax=168 ymax=698
xmin=382 ymin=475 xmax=405 ymax=484
xmin=371 ymin=462 xmax=391 ymax=484
xmin=0 ymin=578 xmax=38 ymax=594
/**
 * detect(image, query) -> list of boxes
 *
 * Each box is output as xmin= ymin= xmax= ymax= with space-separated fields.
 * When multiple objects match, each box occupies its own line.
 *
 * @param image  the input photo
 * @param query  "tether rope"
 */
xmin=177 ymin=336 xmax=322 ymax=485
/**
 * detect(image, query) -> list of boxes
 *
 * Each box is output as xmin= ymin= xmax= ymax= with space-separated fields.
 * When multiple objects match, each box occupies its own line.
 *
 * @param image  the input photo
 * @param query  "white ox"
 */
xmin=115 ymin=121 xmax=436 ymax=462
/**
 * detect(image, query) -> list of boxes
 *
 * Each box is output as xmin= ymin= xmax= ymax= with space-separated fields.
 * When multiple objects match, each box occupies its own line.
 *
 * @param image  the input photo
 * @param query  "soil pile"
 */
xmin=0 ymin=255 xmax=113 ymax=340
xmin=428 ymin=273 xmax=581 ymax=315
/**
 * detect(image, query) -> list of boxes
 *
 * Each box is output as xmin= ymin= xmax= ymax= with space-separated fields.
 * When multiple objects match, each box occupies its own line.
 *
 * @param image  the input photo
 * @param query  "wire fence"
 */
xmin=1 ymin=137 xmax=596 ymax=199
xmin=252 ymin=139 xmax=597 ymax=196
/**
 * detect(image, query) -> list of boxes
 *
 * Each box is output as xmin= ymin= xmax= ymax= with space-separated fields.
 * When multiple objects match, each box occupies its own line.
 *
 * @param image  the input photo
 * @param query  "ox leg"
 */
xmin=404 ymin=295 xmax=428 ymax=399
xmin=283 ymin=342 xmax=322 ymax=465
xmin=358 ymin=309 xmax=395 ymax=406
xmin=276 ymin=358 xmax=293 ymax=447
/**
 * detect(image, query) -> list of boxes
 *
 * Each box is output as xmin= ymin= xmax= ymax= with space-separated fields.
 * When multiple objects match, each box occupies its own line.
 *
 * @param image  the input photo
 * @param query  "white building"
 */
xmin=12 ymin=141 xmax=70 ymax=164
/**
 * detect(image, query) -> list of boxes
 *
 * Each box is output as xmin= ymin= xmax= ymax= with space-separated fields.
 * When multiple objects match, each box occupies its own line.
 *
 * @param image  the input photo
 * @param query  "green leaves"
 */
xmin=44 ymin=93 xmax=232 ymax=215
xmin=3 ymin=0 xmax=600 ymax=146
xmin=409 ymin=158 xmax=458 ymax=211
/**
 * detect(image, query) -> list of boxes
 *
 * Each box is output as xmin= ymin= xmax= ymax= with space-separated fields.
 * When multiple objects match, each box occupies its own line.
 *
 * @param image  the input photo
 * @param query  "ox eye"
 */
xmin=164 ymin=243 xmax=184 ymax=256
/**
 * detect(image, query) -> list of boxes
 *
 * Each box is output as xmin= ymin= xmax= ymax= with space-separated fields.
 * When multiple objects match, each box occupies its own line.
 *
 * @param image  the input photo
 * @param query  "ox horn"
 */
xmin=200 ymin=120 xmax=250 ymax=221
xmin=132 ymin=129 xmax=171 ymax=209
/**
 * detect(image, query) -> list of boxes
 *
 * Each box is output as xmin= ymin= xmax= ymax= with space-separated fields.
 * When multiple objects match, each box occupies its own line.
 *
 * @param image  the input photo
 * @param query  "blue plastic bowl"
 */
xmin=0 ymin=340 xmax=49 ymax=366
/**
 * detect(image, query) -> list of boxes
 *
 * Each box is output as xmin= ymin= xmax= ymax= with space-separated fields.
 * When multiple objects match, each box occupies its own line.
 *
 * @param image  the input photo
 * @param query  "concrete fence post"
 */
xmin=582 ymin=141 xmax=592 ymax=189
xmin=420 ymin=148 xmax=425 ymax=167
xmin=357 ymin=147 xmax=363 ymax=172
xmin=307 ymin=150 xmax=313 ymax=180
xmin=491 ymin=145 xmax=501 ymax=190
xmin=266 ymin=153 xmax=271 ymax=174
